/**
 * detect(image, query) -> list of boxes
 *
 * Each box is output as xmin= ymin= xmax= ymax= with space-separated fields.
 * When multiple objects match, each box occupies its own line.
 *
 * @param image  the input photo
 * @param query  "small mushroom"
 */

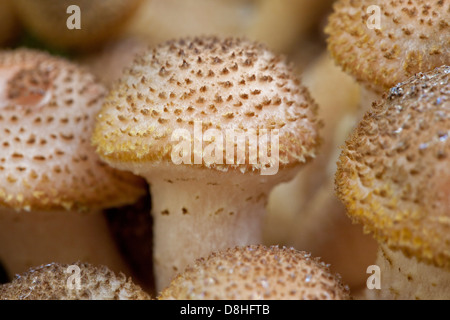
xmin=93 ymin=36 xmax=321 ymax=290
xmin=0 ymin=262 xmax=151 ymax=300
xmin=158 ymin=245 xmax=350 ymax=300
xmin=12 ymin=0 xmax=143 ymax=51
xmin=336 ymin=66 xmax=450 ymax=299
xmin=0 ymin=49 xmax=146 ymax=278
xmin=325 ymin=0 xmax=450 ymax=113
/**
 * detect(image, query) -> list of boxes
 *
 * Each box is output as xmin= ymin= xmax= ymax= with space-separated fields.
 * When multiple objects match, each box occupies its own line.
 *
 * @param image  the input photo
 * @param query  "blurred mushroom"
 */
xmin=93 ymin=36 xmax=321 ymax=290
xmin=77 ymin=37 xmax=150 ymax=87
xmin=105 ymin=190 xmax=155 ymax=295
xmin=336 ymin=66 xmax=450 ymax=299
xmin=0 ymin=49 xmax=145 ymax=278
xmin=264 ymin=52 xmax=378 ymax=291
xmin=0 ymin=262 xmax=151 ymax=300
xmin=325 ymin=0 xmax=449 ymax=113
xmin=0 ymin=0 xmax=20 ymax=47
xmin=124 ymin=0 xmax=334 ymax=53
xmin=158 ymin=245 xmax=350 ymax=300
xmin=12 ymin=0 xmax=143 ymax=51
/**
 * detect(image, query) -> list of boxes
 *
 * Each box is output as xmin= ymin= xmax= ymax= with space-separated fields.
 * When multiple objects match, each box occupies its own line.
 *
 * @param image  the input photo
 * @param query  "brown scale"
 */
xmin=7 ymin=68 xmax=51 ymax=107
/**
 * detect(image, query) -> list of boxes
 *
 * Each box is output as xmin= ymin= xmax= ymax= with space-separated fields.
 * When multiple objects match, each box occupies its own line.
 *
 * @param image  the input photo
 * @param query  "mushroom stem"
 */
xmin=365 ymin=244 xmax=450 ymax=300
xmin=140 ymin=166 xmax=296 ymax=290
xmin=0 ymin=207 xmax=130 ymax=278
xmin=358 ymin=87 xmax=383 ymax=118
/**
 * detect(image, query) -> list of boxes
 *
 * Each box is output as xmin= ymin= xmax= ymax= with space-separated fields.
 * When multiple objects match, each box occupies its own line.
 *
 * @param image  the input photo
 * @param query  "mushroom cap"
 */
xmin=325 ymin=0 xmax=450 ymax=93
xmin=0 ymin=49 xmax=145 ymax=211
xmin=93 ymin=36 xmax=320 ymax=174
xmin=336 ymin=66 xmax=450 ymax=269
xmin=13 ymin=0 xmax=142 ymax=51
xmin=158 ymin=245 xmax=350 ymax=300
xmin=0 ymin=262 xmax=151 ymax=300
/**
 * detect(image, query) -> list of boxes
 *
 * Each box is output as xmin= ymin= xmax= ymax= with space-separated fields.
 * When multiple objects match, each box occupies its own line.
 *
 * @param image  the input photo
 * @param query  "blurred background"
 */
xmin=0 ymin=0 xmax=378 ymax=296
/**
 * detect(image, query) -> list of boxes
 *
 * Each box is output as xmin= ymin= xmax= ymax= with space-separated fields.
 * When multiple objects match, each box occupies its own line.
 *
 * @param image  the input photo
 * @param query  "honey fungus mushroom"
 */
xmin=158 ymin=245 xmax=350 ymax=300
xmin=0 ymin=49 xmax=145 ymax=279
xmin=124 ymin=0 xmax=334 ymax=53
xmin=92 ymin=36 xmax=321 ymax=290
xmin=12 ymin=0 xmax=143 ymax=51
xmin=0 ymin=262 xmax=151 ymax=300
xmin=336 ymin=66 xmax=450 ymax=299
xmin=325 ymin=0 xmax=450 ymax=113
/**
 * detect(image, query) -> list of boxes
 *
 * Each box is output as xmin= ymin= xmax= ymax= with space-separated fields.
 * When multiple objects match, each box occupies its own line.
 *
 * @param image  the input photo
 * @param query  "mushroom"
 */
xmin=77 ymin=37 xmax=150 ymax=87
xmin=124 ymin=0 xmax=334 ymax=53
xmin=92 ymin=36 xmax=321 ymax=290
xmin=265 ymin=52 xmax=378 ymax=292
xmin=12 ymin=0 xmax=143 ymax=51
xmin=158 ymin=245 xmax=350 ymax=300
xmin=0 ymin=49 xmax=145 ymax=278
xmin=325 ymin=0 xmax=449 ymax=114
xmin=335 ymin=66 xmax=450 ymax=299
xmin=0 ymin=262 xmax=151 ymax=300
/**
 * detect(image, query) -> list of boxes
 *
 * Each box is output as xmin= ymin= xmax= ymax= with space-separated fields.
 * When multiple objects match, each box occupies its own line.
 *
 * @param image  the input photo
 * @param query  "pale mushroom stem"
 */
xmin=141 ymin=167 xmax=295 ymax=291
xmin=365 ymin=244 xmax=450 ymax=300
xmin=359 ymin=87 xmax=383 ymax=118
xmin=0 ymin=208 xmax=130 ymax=278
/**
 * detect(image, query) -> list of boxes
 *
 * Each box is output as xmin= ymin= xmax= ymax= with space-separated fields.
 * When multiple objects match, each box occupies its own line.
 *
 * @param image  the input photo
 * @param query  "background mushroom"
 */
xmin=0 ymin=261 xmax=151 ymax=300
xmin=0 ymin=49 xmax=145 ymax=279
xmin=12 ymin=0 xmax=143 ymax=51
xmin=123 ymin=0 xmax=335 ymax=53
xmin=158 ymin=245 xmax=350 ymax=300
xmin=336 ymin=66 xmax=450 ymax=299
xmin=93 ymin=36 xmax=321 ymax=290
xmin=264 ymin=52 xmax=378 ymax=291
xmin=325 ymin=0 xmax=449 ymax=114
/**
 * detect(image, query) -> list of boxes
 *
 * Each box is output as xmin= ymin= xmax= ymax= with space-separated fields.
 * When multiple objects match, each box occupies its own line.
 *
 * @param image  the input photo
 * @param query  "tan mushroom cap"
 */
xmin=13 ymin=0 xmax=142 ymax=50
xmin=336 ymin=66 xmax=450 ymax=269
xmin=0 ymin=262 xmax=151 ymax=300
xmin=325 ymin=0 xmax=450 ymax=93
xmin=0 ymin=49 xmax=145 ymax=211
xmin=93 ymin=36 xmax=320 ymax=173
xmin=158 ymin=245 xmax=350 ymax=300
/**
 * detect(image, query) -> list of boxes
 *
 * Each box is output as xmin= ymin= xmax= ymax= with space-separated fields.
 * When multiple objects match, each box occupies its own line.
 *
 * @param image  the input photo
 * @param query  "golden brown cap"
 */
xmin=336 ymin=66 xmax=450 ymax=268
xmin=13 ymin=0 xmax=142 ymax=51
xmin=158 ymin=245 xmax=350 ymax=300
xmin=93 ymin=36 xmax=320 ymax=174
xmin=325 ymin=0 xmax=449 ymax=93
xmin=0 ymin=262 xmax=151 ymax=300
xmin=0 ymin=49 xmax=145 ymax=211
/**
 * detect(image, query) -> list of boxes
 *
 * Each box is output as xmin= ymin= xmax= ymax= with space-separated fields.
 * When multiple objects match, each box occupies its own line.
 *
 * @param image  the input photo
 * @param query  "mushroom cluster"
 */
xmin=0 ymin=0 xmax=448 ymax=301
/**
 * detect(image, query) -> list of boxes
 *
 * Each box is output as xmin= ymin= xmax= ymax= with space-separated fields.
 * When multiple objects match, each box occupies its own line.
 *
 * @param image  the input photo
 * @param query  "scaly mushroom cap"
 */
xmin=93 ymin=36 xmax=320 ymax=173
xmin=0 ymin=262 xmax=151 ymax=300
xmin=336 ymin=66 xmax=450 ymax=269
xmin=13 ymin=0 xmax=142 ymax=50
xmin=325 ymin=0 xmax=450 ymax=93
xmin=0 ymin=49 xmax=145 ymax=211
xmin=158 ymin=245 xmax=350 ymax=300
